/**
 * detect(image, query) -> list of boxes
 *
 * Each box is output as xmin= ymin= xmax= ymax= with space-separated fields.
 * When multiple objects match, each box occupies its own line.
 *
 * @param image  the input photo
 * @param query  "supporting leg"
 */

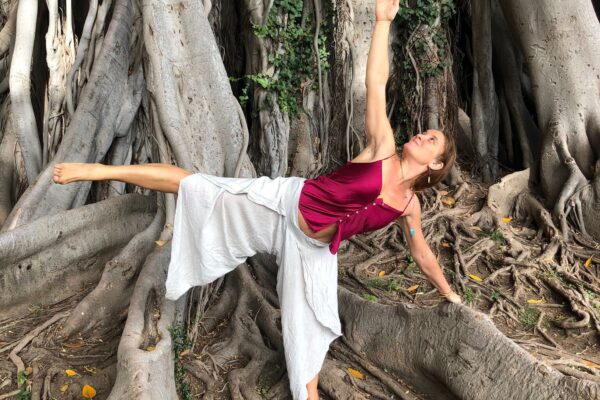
xmin=52 ymin=162 xmax=192 ymax=194
xmin=307 ymin=373 xmax=319 ymax=400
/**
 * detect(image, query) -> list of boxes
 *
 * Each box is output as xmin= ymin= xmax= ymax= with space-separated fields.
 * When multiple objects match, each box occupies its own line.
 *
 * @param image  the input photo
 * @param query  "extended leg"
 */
xmin=52 ymin=162 xmax=192 ymax=194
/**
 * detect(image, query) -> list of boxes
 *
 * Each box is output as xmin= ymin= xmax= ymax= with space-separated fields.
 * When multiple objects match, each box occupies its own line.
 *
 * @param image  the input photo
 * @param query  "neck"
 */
xmin=397 ymin=156 xmax=427 ymax=190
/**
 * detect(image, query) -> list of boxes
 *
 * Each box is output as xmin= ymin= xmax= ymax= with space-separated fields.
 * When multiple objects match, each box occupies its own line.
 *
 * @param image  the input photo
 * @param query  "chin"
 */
xmin=402 ymin=144 xmax=430 ymax=165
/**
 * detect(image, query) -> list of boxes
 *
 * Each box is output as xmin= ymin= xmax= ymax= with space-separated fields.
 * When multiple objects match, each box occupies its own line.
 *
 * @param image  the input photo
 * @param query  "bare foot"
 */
xmin=52 ymin=163 xmax=101 ymax=184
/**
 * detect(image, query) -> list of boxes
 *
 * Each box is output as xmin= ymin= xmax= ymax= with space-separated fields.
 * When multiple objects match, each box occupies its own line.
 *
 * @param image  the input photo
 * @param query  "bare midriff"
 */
xmin=297 ymin=209 xmax=336 ymax=244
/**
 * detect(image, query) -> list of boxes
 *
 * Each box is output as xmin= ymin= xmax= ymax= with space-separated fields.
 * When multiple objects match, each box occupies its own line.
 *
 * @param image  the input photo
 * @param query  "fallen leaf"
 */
xmin=582 ymin=359 xmax=600 ymax=369
xmin=155 ymin=240 xmax=165 ymax=247
xmin=469 ymin=225 xmax=482 ymax=232
xmin=60 ymin=384 xmax=69 ymax=393
xmin=527 ymin=298 xmax=545 ymax=304
xmin=65 ymin=369 xmax=79 ymax=377
xmin=441 ymin=196 xmax=456 ymax=207
xmin=82 ymin=384 xmax=96 ymax=398
xmin=83 ymin=366 xmax=98 ymax=374
xmin=441 ymin=241 xmax=450 ymax=248
xmin=378 ymin=271 xmax=385 ymax=277
xmin=180 ymin=349 xmax=191 ymax=357
xmin=468 ymin=274 xmax=483 ymax=282
xmin=146 ymin=346 xmax=155 ymax=352
xmin=347 ymin=368 xmax=364 ymax=379
xmin=502 ymin=217 xmax=512 ymax=223
xmin=585 ymin=256 xmax=593 ymax=267
xmin=406 ymin=284 xmax=419 ymax=292
xmin=438 ymin=190 xmax=449 ymax=196
xmin=25 ymin=366 xmax=32 ymax=375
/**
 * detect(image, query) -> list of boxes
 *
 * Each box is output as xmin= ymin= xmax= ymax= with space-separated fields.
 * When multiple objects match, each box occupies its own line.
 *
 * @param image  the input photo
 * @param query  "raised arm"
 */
xmin=398 ymin=198 xmax=463 ymax=304
xmin=364 ymin=1 xmax=399 ymax=155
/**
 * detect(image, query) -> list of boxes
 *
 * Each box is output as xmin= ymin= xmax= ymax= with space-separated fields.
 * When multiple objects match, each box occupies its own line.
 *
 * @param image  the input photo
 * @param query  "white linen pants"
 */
xmin=165 ymin=173 xmax=342 ymax=400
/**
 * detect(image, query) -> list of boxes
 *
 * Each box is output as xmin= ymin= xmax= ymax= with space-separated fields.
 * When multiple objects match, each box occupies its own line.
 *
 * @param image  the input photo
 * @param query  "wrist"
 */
xmin=375 ymin=19 xmax=393 ymax=23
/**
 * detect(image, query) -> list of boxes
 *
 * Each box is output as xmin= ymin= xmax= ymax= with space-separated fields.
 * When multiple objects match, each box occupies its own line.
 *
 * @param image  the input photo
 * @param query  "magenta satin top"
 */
xmin=298 ymin=154 xmax=414 ymax=254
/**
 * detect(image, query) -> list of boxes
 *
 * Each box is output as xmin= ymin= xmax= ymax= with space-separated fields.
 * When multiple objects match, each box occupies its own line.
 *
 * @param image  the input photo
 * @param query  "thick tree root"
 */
xmin=107 ymin=241 xmax=178 ymax=399
xmin=0 ymin=193 xmax=156 ymax=319
xmin=339 ymin=287 xmax=600 ymax=400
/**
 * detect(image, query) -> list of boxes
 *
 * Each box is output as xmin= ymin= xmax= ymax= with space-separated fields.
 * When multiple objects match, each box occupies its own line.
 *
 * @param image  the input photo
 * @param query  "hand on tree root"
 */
xmin=439 ymin=290 xmax=463 ymax=304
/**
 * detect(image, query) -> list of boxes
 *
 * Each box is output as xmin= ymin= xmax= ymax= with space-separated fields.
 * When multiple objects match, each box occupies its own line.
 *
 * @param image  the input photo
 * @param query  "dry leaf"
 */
xmin=82 ymin=384 xmax=96 ymax=398
xmin=502 ymin=217 xmax=512 ymax=223
xmin=65 ymin=369 xmax=79 ymax=377
xmin=60 ymin=384 xmax=69 ymax=393
xmin=469 ymin=225 xmax=482 ymax=232
xmin=441 ymin=196 xmax=456 ymax=207
xmin=347 ymin=368 xmax=365 ymax=379
xmin=582 ymin=359 xmax=600 ymax=369
xmin=585 ymin=256 xmax=593 ymax=267
xmin=180 ymin=349 xmax=191 ymax=357
xmin=527 ymin=298 xmax=545 ymax=304
xmin=468 ymin=274 xmax=483 ymax=282
xmin=25 ymin=366 xmax=32 ymax=374
xmin=378 ymin=271 xmax=385 ymax=277
xmin=155 ymin=240 xmax=165 ymax=247
xmin=441 ymin=241 xmax=450 ymax=248
xmin=406 ymin=284 xmax=419 ymax=292
xmin=146 ymin=346 xmax=155 ymax=352
xmin=438 ymin=190 xmax=449 ymax=196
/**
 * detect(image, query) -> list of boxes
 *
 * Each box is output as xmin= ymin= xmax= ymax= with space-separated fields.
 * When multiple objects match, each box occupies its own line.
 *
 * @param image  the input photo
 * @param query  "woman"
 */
xmin=52 ymin=0 xmax=461 ymax=398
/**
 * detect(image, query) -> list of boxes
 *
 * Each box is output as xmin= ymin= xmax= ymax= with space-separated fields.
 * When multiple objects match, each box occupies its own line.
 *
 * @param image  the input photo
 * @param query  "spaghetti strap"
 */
xmin=381 ymin=153 xmax=396 ymax=161
xmin=401 ymin=192 xmax=415 ymax=214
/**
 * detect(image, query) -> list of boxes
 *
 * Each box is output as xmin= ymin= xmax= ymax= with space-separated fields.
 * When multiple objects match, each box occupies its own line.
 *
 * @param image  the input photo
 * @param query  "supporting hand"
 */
xmin=375 ymin=0 xmax=400 ymax=22
xmin=439 ymin=289 xmax=463 ymax=304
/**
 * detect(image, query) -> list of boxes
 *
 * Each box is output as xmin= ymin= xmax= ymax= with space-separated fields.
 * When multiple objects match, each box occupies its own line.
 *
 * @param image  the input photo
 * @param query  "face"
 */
xmin=402 ymin=129 xmax=446 ymax=170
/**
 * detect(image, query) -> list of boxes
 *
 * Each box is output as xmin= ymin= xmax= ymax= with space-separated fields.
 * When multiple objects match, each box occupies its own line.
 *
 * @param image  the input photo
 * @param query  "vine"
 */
xmin=230 ymin=0 xmax=333 ymax=118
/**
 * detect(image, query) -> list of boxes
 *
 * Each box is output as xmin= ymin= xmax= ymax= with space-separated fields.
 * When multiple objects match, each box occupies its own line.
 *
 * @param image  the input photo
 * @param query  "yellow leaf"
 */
xmin=378 ymin=271 xmax=385 ymax=277
xmin=25 ymin=366 xmax=32 ymax=375
xmin=155 ymin=240 xmax=165 ymax=247
xmin=82 ymin=384 xmax=96 ymax=398
xmin=146 ymin=346 xmax=155 ymax=352
xmin=441 ymin=196 xmax=456 ymax=207
xmin=347 ymin=368 xmax=364 ymax=379
xmin=582 ymin=359 xmax=600 ymax=369
xmin=527 ymin=298 xmax=545 ymax=304
xmin=60 ymin=384 xmax=69 ymax=393
xmin=468 ymin=274 xmax=483 ymax=282
xmin=585 ymin=256 xmax=593 ymax=267
xmin=65 ymin=369 xmax=79 ymax=377
xmin=502 ymin=217 xmax=512 ymax=223
xmin=406 ymin=284 xmax=419 ymax=292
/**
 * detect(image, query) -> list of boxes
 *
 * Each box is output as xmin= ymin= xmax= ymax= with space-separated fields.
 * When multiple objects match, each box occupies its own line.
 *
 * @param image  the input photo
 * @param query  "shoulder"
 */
xmin=401 ymin=192 xmax=421 ymax=220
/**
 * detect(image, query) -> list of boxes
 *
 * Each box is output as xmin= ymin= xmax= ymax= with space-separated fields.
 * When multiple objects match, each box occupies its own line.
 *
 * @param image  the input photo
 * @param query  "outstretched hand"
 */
xmin=375 ymin=0 xmax=400 ymax=22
